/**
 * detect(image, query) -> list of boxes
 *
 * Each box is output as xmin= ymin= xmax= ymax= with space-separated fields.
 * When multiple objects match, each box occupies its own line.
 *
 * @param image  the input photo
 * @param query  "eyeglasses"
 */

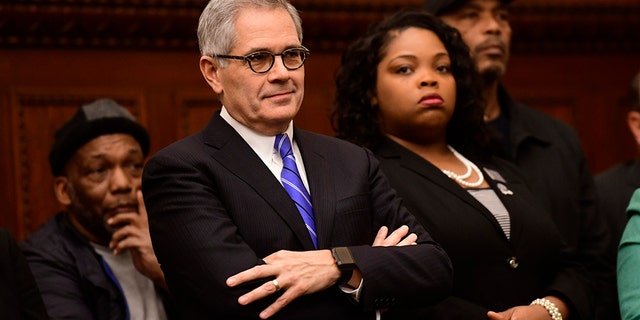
xmin=212 ymin=47 xmax=310 ymax=74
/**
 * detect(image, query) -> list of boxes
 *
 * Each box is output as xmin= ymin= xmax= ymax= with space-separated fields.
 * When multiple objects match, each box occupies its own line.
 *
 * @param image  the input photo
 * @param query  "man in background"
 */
xmin=596 ymin=69 xmax=640 ymax=319
xmin=21 ymin=99 xmax=171 ymax=320
xmin=424 ymin=0 xmax=613 ymax=318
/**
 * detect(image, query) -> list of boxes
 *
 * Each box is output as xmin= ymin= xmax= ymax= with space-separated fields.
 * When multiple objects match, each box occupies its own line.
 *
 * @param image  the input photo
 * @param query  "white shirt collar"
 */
xmin=219 ymin=106 xmax=294 ymax=164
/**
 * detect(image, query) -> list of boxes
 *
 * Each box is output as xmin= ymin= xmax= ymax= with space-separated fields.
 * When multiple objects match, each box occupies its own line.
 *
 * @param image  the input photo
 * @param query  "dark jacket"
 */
xmin=375 ymin=138 xmax=593 ymax=320
xmin=596 ymin=159 xmax=640 ymax=262
xmin=20 ymin=213 xmax=172 ymax=320
xmin=141 ymin=113 xmax=453 ymax=319
xmin=0 ymin=228 xmax=48 ymax=319
xmin=595 ymin=159 xmax=640 ymax=320
xmin=493 ymin=85 xmax=611 ymax=319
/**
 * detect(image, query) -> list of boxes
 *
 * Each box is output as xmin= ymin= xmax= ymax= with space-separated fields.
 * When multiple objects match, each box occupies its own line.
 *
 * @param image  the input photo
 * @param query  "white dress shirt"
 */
xmin=220 ymin=107 xmax=310 ymax=193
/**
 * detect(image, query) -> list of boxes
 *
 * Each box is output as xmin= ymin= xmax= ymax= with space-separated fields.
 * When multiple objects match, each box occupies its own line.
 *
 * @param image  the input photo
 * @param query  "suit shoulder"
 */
xmin=596 ymin=161 xmax=637 ymax=187
xmin=298 ymin=130 xmax=368 ymax=153
xmin=20 ymin=216 xmax=76 ymax=264
xmin=512 ymin=102 xmax=587 ymax=162
xmin=153 ymin=132 xmax=204 ymax=157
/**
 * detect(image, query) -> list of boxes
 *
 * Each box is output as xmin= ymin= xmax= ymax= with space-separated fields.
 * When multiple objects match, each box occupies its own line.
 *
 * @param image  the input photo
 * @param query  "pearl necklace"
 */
xmin=441 ymin=146 xmax=485 ymax=188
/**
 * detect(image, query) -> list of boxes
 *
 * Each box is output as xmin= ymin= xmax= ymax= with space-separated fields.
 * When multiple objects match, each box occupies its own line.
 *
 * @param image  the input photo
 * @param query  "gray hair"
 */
xmin=197 ymin=0 xmax=303 ymax=67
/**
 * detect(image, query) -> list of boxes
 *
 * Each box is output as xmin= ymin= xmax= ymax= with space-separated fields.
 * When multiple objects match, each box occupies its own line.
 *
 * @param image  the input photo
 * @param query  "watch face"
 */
xmin=333 ymin=247 xmax=356 ymax=268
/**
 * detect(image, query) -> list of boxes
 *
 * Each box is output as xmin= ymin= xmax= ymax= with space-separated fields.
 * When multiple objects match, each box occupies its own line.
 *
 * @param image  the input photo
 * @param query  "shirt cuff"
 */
xmin=339 ymin=277 xmax=364 ymax=302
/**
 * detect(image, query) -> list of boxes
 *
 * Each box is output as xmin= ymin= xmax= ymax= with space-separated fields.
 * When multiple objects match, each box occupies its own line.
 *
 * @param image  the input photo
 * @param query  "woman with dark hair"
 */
xmin=333 ymin=10 xmax=592 ymax=320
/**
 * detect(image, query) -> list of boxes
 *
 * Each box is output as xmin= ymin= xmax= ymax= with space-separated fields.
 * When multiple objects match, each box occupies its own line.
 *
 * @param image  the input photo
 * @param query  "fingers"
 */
xmin=235 ymin=277 xmax=295 ymax=319
xmin=236 ymin=277 xmax=282 ymax=304
xmin=387 ymin=225 xmax=409 ymax=241
xmin=107 ymin=209 xmax=148 ymax=254
xmin=110 ymin=236 xmax=143 ymax=255
xmin=227 ymin=264 xmax=272 ymax=288
xmin=136 ymin=190 xmax=148 ymax=221
xmin=236 ymin=276 xmax=313 ymax=319
xmin=227 ymin=265 xmax=286 ymax=319
xmin=373 ymin=225 xmax=412 ymax=247
xmin=106 ymin=190 xmax=147 ymax=229
xmin=228 ymin=250 xmax=337 ymax=318
xmin=372 ymin=226 xmax=389 ymax=246
xmin=396 ymin=232 xmax=418 ymax=246
xmin=487 ymin=307 xmax=518 ymax=320
xmin=108 ymin=212 xmax=144 ymax=229
xmin=259 ymin=289 xmax=294 ymax=319
xmin=262 ymin=249 xmax=288 ymax=265
xmin=109 ymin=225 xmax=147 ymax=254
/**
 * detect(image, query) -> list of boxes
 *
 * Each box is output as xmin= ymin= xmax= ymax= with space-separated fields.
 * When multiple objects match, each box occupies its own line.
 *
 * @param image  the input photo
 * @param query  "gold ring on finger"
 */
xmin=272 ymin=279 xmax=281 ymax=291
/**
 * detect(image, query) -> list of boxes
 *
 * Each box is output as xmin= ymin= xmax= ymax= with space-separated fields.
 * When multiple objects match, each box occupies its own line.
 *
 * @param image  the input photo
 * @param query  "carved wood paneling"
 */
xmin=1 ymin=0 xmax=639 ymax=53
xmin=8 ymin=89 xmax=146 ymax=239
xmin=175 ymin=90 xmax=220 ymax=136
xmin=0 ymin=90 xmax=19 ymax=237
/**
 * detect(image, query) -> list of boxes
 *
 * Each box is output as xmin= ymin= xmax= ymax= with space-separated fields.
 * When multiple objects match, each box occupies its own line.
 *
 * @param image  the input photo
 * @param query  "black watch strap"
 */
xmin=331 ymin=247 xmax=356 ymax=284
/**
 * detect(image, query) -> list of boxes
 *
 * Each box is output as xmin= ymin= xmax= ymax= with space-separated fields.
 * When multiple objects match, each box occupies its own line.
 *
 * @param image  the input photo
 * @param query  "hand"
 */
xmin=487 ymin=305 xmax=553 ymax=320
xmin=226 ymin=249 xmax=338 ymax=319
xmin=372 ymin=225 xmax=417 ymax=247
xmin=488 ymin=296 xmax=568 ymax=320
xmin=108 ymin=190 xmax=166 ymax=289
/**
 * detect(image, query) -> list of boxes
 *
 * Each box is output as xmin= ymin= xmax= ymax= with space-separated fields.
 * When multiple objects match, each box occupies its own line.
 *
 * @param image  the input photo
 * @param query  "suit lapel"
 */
xmin=376 ymin=139 xmax=506 ymax=237
xmin=201 ymin=114 xmax=316 ymax=250
xmin=294 ymin=129 xmax=335 ymax=249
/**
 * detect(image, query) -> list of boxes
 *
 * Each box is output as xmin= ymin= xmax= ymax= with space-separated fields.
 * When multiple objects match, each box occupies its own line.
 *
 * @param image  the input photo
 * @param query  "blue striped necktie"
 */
xmin=274 ymin=133 xmax=318 ymax=249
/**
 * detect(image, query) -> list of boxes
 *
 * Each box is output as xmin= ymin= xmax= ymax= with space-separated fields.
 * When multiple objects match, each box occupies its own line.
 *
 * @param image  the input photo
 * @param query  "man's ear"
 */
xmin=53 ymin=176 xmax=72 ymax=206
xmin=200 ymin=56 xmax=224 ymax=95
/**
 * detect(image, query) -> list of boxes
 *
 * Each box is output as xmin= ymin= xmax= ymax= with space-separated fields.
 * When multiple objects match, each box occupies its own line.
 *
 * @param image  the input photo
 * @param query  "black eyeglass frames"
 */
xmin=212 ymin=47 xmax=310 ymax=74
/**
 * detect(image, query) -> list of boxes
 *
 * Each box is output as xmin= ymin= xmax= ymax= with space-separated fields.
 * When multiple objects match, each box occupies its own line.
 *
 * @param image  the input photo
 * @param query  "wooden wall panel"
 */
xmin=175 ymin=91 xmax=220 ymax=136
xmin=0 ymin=90 xmax=19 ymax=237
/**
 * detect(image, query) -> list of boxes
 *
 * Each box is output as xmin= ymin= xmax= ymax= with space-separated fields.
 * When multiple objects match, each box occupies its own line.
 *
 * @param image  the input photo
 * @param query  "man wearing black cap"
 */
xmin=20 ymin=99 xmax=170 ymax=320
xmin=424 ymin=0 xmax=613 ymax=319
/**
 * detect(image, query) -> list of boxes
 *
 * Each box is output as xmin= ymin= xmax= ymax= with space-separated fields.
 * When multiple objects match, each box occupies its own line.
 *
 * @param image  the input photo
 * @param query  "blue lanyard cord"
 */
xmin=101 ymin=257 xmax=131 ymax=320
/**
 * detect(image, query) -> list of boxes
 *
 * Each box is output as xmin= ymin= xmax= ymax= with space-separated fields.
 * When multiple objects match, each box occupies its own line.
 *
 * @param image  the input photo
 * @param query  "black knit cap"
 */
xmin=424 ymin=0 xmax=515 ymax=15
xmin=49 ymin=98 xmax=150 ymax=176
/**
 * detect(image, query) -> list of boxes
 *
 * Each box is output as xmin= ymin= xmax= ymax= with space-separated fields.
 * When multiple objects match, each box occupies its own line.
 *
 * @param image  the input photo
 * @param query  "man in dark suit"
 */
xmin=141 ymin=0 xmax=453 ymax=319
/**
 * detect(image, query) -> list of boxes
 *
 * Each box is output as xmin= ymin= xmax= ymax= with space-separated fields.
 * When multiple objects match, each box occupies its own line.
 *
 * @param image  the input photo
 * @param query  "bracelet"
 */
xmin=530 ymin=298 xmax=563 ymax=320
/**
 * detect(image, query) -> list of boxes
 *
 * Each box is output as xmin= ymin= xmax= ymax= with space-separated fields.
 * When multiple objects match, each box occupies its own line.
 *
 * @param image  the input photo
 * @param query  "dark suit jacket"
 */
xmin=594 ymin=159 xmax=640 ymax=320
xmin=21 ymin=213 xmax=174 ymax=320
xmin=596 ymin=159 xmax=640 ymax=263
xmin=142 ymin=112 xmax=453 ymax=319
xmin=374 ymin=138 xmax=592 ymax=320
xmin=0 ymin=228 xmax=48 ymax=319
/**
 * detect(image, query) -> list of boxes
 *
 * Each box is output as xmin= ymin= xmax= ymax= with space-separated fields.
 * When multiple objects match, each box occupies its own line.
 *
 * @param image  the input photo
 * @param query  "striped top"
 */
xmin=467 ymin=188 xmax=511 ymax=240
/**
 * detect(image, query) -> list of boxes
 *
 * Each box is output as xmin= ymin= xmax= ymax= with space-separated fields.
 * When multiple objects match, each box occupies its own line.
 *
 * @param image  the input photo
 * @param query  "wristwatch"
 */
xmin=331 ymin=247 xmax=356 ymax=285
